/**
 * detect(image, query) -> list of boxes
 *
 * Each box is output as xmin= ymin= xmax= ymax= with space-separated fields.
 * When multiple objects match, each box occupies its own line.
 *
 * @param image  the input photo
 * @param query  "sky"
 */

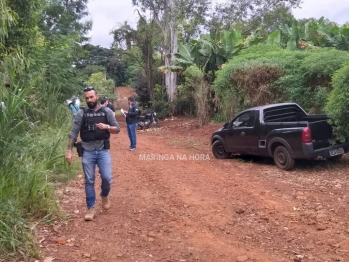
xmin=85 ymin=0 xmax=349 ymax=48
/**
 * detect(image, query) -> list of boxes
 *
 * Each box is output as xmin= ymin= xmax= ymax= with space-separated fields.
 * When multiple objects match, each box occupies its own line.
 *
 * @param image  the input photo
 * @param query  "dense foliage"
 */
xmin=325 ymin=63 xmax=349 ymax=142
xmin=213 ymin=45 xmax=349 ymax=121
xmin=0 ymin=0 xmax=87 ymax=259
xmin=2 ymin=0 xmax=349 ymax=259
xmin=113 ymin=6 xmax=349 ymax=146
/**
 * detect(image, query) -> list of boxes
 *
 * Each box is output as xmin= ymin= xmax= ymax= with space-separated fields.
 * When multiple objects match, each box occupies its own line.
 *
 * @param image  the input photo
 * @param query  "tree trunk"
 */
xmin=147 ymin=43 xmax=154 ymax=100
xmin=169 ymin=15 xmax=178 ymax=102
xmin=163 ymin=28 xmax=172 ymax=101
xmin=163 ymin=0 xmax=177 ymax=102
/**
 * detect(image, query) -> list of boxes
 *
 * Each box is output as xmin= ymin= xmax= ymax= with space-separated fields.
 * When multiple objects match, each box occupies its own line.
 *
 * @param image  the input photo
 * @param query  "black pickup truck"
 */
xmin=211 ymin=103 xmax=348 ymax=170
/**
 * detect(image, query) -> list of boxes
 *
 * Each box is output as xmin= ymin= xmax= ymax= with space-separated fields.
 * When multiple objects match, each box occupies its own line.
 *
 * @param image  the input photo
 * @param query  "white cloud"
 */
xmin=292 ymin=0 xmax=349 ymax=25
xmin=86 ymin=0 xmax=137 ymax=48
xmin=86 ymin=0 xmax=349 ymax=48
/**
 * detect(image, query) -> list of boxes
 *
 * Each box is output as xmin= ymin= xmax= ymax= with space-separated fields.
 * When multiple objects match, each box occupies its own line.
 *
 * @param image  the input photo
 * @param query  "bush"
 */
xmin=182 ymin=65 xmax=212 ymax=126
xmin=174 ymin=93 xmax=195 ymax=116
xmin=0 ymin=202 xmax=34 ymax=261
xmin=213 ymin=44 xmax=349 ymax=121
xmin=214 ymin=59 xmax=286 ymax=121
xmin=232 ymin=62 xmax=285 ymax=106
xmin=150 ymin=85 xmax=170 ymax=119
xmin=132 ymin=70 xmax=150 ymax=107
xmin=0 ymin=81 xmax=75 ymax=259
xmin=299 ymin=48 xmax=349 ymax=113
xmin=214 ymin=45 xmax=293 ymax=120
xmin=152 ymin=99 xmax=170 ymax=119
xmin=85 ymin=72 xmax=115 ymax=97
xmin=325 ymin=62 xmax=349 ymax=142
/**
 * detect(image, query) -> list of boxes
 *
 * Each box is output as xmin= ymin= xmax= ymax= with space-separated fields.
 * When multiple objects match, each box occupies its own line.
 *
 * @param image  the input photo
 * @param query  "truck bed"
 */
xmin=263 ymin=104 xmax=333 ymax=147
xmin=263 ymin=104 xmax=328 ymax=123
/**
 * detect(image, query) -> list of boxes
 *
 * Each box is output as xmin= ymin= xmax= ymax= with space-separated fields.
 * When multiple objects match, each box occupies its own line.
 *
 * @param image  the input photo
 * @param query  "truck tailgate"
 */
xmin=309 ymin=120 xmax=332 ymax=144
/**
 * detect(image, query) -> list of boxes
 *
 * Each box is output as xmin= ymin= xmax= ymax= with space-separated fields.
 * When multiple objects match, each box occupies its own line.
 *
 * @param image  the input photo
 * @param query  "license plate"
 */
xmin=329 ymin=147 xmax=344 ymax=156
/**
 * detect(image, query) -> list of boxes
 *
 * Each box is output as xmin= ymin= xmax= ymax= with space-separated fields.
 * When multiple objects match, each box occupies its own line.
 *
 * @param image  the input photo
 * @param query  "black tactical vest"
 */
xmin=80 ymin=107 xmax=110 ymax=142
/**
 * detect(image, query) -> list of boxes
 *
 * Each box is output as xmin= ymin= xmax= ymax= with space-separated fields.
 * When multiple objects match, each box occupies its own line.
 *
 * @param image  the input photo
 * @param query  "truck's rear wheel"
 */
xmin=273 ymin=146 xmax=295 ymax=170
xmin=212 ymin=140 xmax=229 ymax=159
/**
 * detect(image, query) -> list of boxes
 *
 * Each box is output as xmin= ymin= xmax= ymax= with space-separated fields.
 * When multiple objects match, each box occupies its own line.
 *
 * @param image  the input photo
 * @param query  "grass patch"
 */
xmin=0 ymin=85 xmax=81 ymax=260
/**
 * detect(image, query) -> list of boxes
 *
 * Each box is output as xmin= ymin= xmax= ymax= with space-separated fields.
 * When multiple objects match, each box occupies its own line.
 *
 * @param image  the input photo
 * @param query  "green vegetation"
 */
xmin=0 ymin=81 xmax=77 ymax=260
xmin=181 ymin=65 xmax=212 ymax=126
xmin=2 ymin=0 xmax=349 ymax=260
xmin=86 ymin=72 xmax=115 ymax=98
xmin=325 ymin=62 xmax=349 ymax=142
xmin=108 ymin=1 xmax=349 ymax=126
xmin=0 ymin=0 xmax=87 ymax=260
xmin=213 ymin=45 xmax=349 ymax=121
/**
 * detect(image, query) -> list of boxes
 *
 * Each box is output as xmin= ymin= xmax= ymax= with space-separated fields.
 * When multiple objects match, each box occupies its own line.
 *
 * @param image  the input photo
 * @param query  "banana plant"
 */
xmin=174 ymin=28 xmax=268 ymax=74
xmin=175 ymin=28 xmax=245 ymax=72
xmin=221 ymin=29 xmax=243 ymax=59
xmin=278 ymin=17 xmax=349 ymax=51
xmin=174 ymin=34 xmax=225 ymax=73
xmin=244 ymin=28 xmax=266 ymax=47
xmin=280 ymin=19 xmax=305 ymax=50
xmin=267 ymin=30 xmax=281 ymax=45
xmin=315 ymin=17 xmax=349 ymax=50
xmin=175 ymin=44 xmax=195 ymax=65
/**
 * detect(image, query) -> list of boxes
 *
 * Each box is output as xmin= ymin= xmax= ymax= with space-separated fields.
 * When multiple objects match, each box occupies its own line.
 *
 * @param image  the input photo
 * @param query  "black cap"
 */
xmin=103 ymin=96 xmax=108 ymax=100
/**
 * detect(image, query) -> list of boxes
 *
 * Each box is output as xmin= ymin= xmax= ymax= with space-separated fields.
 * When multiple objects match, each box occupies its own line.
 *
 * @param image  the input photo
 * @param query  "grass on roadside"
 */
xmin=0 ymin=84 xmax=81 ymax=260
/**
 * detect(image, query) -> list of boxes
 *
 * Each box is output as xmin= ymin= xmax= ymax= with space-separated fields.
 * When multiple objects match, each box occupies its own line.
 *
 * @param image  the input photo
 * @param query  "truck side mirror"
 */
xmin=223 ymin=122 xmax=229 ymax=129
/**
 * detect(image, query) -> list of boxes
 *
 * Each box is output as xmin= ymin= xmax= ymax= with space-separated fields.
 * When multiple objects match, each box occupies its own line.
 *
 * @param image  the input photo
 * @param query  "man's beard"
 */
xmin=87 ymin=101 xmax=98 ymax=109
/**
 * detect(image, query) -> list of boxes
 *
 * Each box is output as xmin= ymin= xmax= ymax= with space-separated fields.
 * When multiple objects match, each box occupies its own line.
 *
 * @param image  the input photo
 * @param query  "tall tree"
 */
xmin=32 ymin=0 xmax=92 ymax=96
xmin=4 ymin=0 xmax=44 ymax=49
xmin=112 ymin=18 xmax=161 ymax=99
xmin=76 ymin=44 xmax=113 ymax=69
xmin=38 ymin=0 xmax=91 ymax=40
xmin=0 ymin=0 xmax=25 ymax=88
xmin=132 ymin=0 xmax=210 ymax=102
xmin=208 ymin=0 xmax=301 ymax=35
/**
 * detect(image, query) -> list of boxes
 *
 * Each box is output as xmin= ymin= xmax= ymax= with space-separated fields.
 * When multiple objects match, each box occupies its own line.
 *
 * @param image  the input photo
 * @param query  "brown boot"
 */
xmin=84 ymin=207 xmax=96 ymax=221
xmin=101 ymin=196 xmax=110 ymax=210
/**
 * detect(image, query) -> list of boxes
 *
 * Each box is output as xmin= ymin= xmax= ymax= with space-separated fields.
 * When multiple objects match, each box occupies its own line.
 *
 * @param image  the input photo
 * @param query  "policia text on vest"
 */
xmin=80 ymin=107 xmax=111 ymax=142
xmin=74 ymin=107 xmax=112 ymax=157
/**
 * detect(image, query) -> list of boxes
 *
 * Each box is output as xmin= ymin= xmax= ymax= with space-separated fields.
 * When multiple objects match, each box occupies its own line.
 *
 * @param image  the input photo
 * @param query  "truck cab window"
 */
xmin=232 ymin=112 xmax=251 ymax=127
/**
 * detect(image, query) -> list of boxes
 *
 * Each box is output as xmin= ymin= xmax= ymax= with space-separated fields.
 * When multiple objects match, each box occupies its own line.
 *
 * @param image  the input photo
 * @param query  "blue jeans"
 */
xmin=127 ymin=123 xmax=137 ymax=148
xmin=82 ymin=150 xmax=112 ymax=208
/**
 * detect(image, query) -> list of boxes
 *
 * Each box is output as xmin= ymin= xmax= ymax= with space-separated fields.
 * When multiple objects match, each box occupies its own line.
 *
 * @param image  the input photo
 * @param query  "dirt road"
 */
xmin=36 ymin=116 xmax=349 ymax=262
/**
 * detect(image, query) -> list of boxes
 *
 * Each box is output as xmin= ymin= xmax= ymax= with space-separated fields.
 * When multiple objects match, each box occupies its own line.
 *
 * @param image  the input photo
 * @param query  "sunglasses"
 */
xmin=84 ymin=87 xmax=95 ymax=92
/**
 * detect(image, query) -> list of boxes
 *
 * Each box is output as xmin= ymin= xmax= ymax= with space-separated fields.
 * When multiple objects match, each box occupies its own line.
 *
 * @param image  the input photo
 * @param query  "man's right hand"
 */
xmin=65 ymin=150 xmax=73 ymax=165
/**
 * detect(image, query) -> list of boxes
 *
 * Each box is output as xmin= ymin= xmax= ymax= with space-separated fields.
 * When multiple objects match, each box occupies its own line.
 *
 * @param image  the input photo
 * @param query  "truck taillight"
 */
xmin=302 ymin=127 xmax=312 ymax=143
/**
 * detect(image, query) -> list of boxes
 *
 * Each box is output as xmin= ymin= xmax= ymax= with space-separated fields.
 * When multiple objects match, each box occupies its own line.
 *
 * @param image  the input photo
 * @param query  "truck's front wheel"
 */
xmin=212 ymin=140 xmax=229 ymax=159
xmin=273 ymin=146 xmax=295 ymax=170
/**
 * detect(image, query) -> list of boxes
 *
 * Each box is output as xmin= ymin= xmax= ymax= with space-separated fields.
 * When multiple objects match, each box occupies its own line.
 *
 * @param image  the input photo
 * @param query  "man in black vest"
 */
xmin=65 ymin=86 xmax=120 ymax=221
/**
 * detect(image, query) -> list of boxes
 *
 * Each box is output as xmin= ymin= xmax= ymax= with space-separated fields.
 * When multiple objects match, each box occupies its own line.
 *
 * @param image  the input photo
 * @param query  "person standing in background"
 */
xmin=69 ymin=98 xmax=80 ymax=116
xmin=124 ymin=96 xmax=139 ymax=151
xmin=103 ymin=96 xmax=115 ymax=116
xmin=100 ymin=98 xmax=107 ymax=107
